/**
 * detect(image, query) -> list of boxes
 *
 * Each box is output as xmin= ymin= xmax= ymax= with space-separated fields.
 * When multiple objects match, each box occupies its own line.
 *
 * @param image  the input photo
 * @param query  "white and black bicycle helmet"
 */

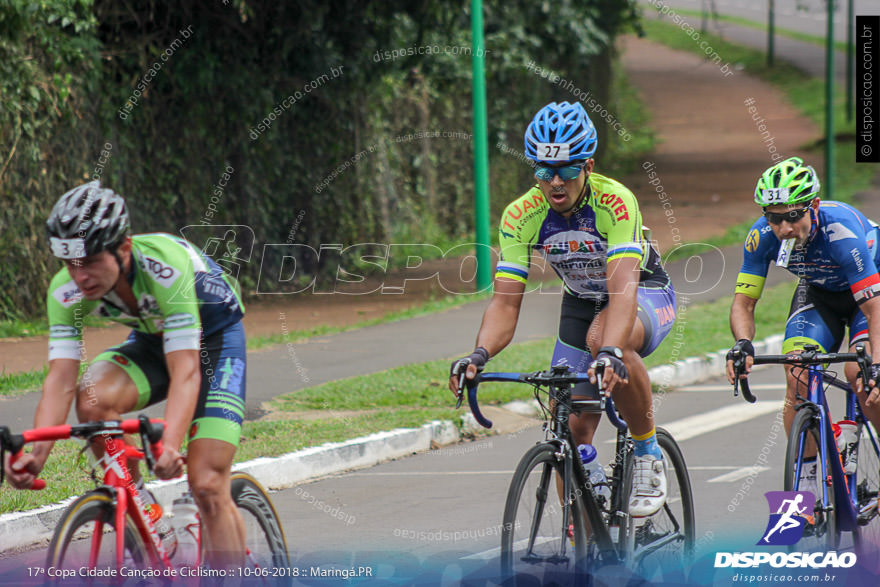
xmin=46 ymin=181 xmax=130 ymax=259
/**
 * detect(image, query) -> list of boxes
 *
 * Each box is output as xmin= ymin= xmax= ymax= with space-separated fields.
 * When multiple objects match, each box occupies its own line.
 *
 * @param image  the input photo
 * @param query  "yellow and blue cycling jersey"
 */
xmin=494 ymin=172 xmax=667 ymax=300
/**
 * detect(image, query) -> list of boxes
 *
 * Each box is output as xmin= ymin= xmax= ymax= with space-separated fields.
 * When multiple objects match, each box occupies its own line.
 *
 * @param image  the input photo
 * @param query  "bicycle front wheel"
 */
xmin=631 ymin=428 xmax=695 ymax=580
xmin=500 ymin=443 xmax=588 ymax=583
xmin=783 ymin=406 xmax=839 ymax=550
xmin=231 ymin=471 xmax=291 ymax=579
xmin=46 ymin=490 xmax=149 ymax=579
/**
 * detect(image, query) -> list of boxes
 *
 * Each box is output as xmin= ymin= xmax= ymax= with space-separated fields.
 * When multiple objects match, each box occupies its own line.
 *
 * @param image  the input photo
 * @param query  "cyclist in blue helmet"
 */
xmin=450 ymin=101 xmax=676 ymax=517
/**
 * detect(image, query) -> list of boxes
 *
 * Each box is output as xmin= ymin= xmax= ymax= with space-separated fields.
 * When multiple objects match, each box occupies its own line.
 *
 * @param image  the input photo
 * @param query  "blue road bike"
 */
xmin=732 ymin=344 xmax=880 ymax=552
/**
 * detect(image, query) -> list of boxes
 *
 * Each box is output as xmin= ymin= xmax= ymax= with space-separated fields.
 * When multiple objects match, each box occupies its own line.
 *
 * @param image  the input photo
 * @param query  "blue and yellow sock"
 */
xmin=632 ymin=428 xmax=662 ymax=459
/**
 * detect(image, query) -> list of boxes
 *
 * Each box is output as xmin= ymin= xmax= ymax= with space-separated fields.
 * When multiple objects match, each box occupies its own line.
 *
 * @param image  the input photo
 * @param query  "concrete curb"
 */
xmin=0 ymin=334 xmax=782 ymax=553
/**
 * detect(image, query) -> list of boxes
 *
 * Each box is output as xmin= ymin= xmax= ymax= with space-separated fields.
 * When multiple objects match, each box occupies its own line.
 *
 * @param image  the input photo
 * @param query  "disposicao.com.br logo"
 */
xmin=714 ymin=551 xmax=856 ymax=569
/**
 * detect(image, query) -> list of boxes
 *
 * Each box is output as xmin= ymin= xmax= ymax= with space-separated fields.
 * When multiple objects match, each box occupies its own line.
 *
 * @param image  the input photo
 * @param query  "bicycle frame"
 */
xmin=793 ymin=364 xmax=879 ymax=532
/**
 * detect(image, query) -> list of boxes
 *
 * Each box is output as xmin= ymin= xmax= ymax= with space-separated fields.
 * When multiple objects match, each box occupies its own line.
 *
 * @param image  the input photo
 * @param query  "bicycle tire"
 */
xmin=231 ymin=471 xmax=291 ymax=579
xmin=783 ymin=406 xmax=839 ymax=550
xmin=631 ymin=428 xmax=695 ymax=580
xmin=853 ymin=419 xmax=880 ymax=554
xmin=46 ymin=490 xmax=149 ymax=578
xmin=500 ymin=443 xmax=588 ymax=582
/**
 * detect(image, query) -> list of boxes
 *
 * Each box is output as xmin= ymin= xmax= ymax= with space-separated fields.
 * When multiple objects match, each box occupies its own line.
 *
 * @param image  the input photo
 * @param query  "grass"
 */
xmin=0 ymin=278 xmax=799 ymax=514
xmin=664 ymin=7 xmax=850 ymax=53
xmin=642 ymin=18 xmax=879 ymax=262
xmin=0 ymin=367 xmax=48 ymax=398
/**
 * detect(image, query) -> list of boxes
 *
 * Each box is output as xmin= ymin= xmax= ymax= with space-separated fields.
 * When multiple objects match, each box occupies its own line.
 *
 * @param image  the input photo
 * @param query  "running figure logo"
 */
xmin=757 ymin=491 xmax=815 ymax=546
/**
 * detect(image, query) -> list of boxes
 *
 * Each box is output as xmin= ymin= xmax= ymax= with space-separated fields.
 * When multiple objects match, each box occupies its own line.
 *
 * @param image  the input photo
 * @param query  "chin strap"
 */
xmin=558 ymin=176 xmax=590 ymax=215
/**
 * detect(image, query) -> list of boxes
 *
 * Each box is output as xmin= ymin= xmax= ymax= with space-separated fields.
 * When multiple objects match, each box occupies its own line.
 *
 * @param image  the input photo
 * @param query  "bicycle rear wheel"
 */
xmin=853 ymin=419 xmax=880 ymax=554
xmin=46 ymin=490 xmax=148 ymax=580
xmin=500 ymin=443 xmax=588 ymax=583
xmin=631 ymin=428 xmax=695 ymax=580
xmin=783 ymin=406 xmax=839 ymax=550
xmin=231 ymin=471 xmax=291 ymax=581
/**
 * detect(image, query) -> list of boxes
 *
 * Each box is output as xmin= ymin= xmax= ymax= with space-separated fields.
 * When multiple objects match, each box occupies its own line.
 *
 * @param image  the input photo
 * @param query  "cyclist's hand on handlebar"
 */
xmin=726 ymin=339 xmax=755 ymax=384
xmin=864 ymin=363 xmax=880 ymax=407
xmin=154 ymin=445 xmax=184 ymax=479
xmin=4 ymin=451 xmax=45 ymax=490
xmin=448 ymin=347 xmax=489 ymax=398
xmin=589 ymin=350 xmax=628 ymax=396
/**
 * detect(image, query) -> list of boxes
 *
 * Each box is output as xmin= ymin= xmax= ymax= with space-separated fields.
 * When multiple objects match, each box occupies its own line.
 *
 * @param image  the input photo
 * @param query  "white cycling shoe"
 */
xmin=630 ymin=454 xmax=667 ymax=517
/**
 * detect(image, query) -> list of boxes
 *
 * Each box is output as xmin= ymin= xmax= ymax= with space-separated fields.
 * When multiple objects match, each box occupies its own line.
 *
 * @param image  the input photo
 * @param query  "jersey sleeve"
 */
xmin=824 ymin=216 xmax=880 ymax=304
xmin=46 ymin=269 xmax=97 ymax=361
xmin=593 ymin=187 xmax=645 ymax=264
xmin=735 ymin=221 xmax=774 ymax=299
xmin=139 ymin=235 xmax=205 ymax=353
xmin=494 ymin=190 xmax=545 ymax=284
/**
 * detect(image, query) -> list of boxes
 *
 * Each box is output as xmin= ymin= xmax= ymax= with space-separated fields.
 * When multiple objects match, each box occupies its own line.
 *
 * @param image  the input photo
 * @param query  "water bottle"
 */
xmin=136 ymin=480 xmax=177 ymax=557
xmin=172 ymin=493 xmax=200 ymax=567
xmin=836 ymin=420 xmax=859 ymax=475
xmin=578 ymin=444 xmax=611 ymax=504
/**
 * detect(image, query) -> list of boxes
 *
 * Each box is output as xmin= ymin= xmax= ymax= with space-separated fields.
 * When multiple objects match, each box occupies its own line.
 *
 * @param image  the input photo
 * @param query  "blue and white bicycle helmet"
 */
xmin=524 ymin=101 xmax=597 ymax=163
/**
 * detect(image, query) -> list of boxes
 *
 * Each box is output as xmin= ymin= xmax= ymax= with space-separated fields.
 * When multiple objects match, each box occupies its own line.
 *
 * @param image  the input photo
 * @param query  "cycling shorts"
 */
xmin=783 ymin=280 xmax=868 ymax=354
xmin=93 ymin=321 xmax=246 ymax=447
xmin=551 ymin=278 xmax=676 ymax=398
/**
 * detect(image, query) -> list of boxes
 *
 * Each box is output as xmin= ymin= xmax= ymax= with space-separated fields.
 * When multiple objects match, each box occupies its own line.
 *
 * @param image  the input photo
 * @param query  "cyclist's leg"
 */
xmin=553 ymin=292 xmax=601 ymax=445
xmin=844 ymin=313 xmax=880 ymax=432
xmin=783 ymin=282 xmax=847 ymax=457
xmin=76 ymin=330 xmax=166 ymax=480
xmin=585 ymin=279 xmax=676 ymax=438
xmin=187 ymin=321 xmax=247 ymax=569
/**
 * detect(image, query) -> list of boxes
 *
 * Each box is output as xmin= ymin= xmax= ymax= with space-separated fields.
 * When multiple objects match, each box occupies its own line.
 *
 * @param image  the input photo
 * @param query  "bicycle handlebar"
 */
xmin=731 ymin=344 xmax=872 ymax=403
xmin=459 ymin=364 xmax=628 ymax=431
xmin=0 ymin=417 xmax=165 ymax=491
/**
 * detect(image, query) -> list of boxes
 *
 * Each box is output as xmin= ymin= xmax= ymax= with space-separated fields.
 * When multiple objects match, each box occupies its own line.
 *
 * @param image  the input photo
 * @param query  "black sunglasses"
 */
xmin=763 ymin=206 xmax=810 ymax=225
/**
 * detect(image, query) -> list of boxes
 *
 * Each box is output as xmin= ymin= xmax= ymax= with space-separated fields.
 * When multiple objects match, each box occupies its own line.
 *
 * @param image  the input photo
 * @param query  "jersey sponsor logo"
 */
xmin=653 ymin=304 xmax=675 ymax=326
xmin=188 ymin=422 xmax=199 ymax=439
xmin=112 ymin=354 xmax=130 ymax=366
xmin=542 ymin=240 xmax=604 ymax=255
xmin=502 ymin=193 xmax=545 ymax=232
xmin=49 ymin=325 xmax=78 ymax=338
xmin=52 ymin=282 xmax=83 ymax=307
xmin=163 ymin=312 xmax=196 ymax=330
xmin=851 ymin=248 xmax=865 ymax=273
xmin=736 ymin=281 xmax=757 ymax=290
xmin=143 ymin=256 xmax=181 ymax=287
xmin=824 ymin=222 xmax=858 ymax=242
xmin=598 ymin=193 xmax=630 ymax=221
xmin=745 ymin=229 xmax=760 ymax=252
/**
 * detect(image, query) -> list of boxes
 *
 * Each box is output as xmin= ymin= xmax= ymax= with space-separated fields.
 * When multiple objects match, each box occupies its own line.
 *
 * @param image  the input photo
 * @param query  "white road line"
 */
xmin=677 ymin=383 xmax=786 ymax=392
xmin=463 ymin=537 xmax=556 ymax=561
xmin=608 ymin=400 xmax=784 ymax=444
xmin=707 ymin=466 xmax=771 ymax=483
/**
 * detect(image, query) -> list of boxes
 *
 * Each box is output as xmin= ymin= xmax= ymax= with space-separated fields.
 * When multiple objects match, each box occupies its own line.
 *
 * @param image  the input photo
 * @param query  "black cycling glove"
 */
xmin=869 ymin=363 xmax=880 ymax=389
xmin=726 ymin=339 xmax=755 ymax=363
xmin=450 ymin=347 xmax=490 ymax=380
xmin=592 ymin=350 xmax=628 ymax=382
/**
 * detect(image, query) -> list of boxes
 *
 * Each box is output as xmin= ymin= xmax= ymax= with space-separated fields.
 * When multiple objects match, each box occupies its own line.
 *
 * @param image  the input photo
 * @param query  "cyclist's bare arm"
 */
xmin=589 ymin=255 xmax=639 ymax=394
xmin=856 ymin=295 xmax=880 ymax=404
xmin=5 ymin=359 xmax=80 ymax=487
xmin=727 ymin=293 xmax=758 ymax=383
xmin=448 ymin=277 xmax=525 ymax=393
xmin=155 ymin=348 xmax=200 ymax=479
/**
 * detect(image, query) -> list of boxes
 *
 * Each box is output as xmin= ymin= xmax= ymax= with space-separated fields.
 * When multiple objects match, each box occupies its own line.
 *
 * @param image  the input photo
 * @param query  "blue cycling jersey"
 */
xmin=735 ymin=201 xmax=880 ymax=304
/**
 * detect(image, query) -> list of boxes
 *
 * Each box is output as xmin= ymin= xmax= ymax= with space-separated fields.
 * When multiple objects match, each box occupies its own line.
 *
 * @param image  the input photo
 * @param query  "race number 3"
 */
xmin=50 ymin=237 xmax=87 ymax=259
xmin=536 ymin=142 xmax=570 ymax=161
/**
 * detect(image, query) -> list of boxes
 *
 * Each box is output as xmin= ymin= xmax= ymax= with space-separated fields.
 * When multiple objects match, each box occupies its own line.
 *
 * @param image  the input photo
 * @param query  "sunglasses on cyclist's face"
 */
xmin=763 ymin=206 xmax=810 ymax=225
xmin=534 ymin=163 xmax=585 ymax=182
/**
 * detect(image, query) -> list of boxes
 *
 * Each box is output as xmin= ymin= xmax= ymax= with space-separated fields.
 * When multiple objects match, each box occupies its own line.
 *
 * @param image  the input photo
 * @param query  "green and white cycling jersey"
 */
xmin=47 ymin=233 xmax=244 ymax=361
xmin=494 ymin=172 xmax=667 ymax=300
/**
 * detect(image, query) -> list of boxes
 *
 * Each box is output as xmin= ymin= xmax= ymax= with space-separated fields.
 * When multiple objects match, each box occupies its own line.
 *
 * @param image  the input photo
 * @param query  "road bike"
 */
xmin=460 ymin=364 xmax=695 ymax=582
xmin=731 ymin=344 xmax=880 ymax=552
xmin=0 ymin=415 xmax=290 ymax=584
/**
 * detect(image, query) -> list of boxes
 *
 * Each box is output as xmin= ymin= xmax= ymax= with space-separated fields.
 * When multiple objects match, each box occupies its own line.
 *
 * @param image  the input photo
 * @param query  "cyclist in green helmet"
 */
xmin=726 ymin=157 xmax=880 ymax=486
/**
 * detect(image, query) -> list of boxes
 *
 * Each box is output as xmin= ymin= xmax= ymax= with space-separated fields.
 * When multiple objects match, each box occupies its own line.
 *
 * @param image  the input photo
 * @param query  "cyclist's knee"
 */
xmin=75 ymin=380 xmax=108 ymax=421
xmin=189 ymin=469 xmax=232 ymax=517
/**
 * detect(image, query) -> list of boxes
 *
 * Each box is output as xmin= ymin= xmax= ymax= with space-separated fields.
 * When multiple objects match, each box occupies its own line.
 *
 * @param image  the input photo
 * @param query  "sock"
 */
xmin=632 ymin=428 xmax=662 ymax=459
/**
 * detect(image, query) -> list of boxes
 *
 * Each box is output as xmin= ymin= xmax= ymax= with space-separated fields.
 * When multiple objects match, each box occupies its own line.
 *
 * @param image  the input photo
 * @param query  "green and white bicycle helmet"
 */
xmin=753 ymin=156 xmax=820 ymax=207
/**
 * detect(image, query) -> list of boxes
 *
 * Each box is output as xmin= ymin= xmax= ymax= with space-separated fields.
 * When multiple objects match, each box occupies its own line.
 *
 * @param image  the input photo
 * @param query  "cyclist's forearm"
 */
xmin=163 ymin=349 xmax=202 ymax=450
xmin=859 ymin=296 xmax=880 ymax=358
xmin=474 ymin=299 xmax=520 ymax=358
xmin=730 ymin=294 xmax=758 ymax=341
xmin=602 ymin=287 xmax=637 ymax=350
xmin=32 ymin=360 xmax=80 ymax=459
